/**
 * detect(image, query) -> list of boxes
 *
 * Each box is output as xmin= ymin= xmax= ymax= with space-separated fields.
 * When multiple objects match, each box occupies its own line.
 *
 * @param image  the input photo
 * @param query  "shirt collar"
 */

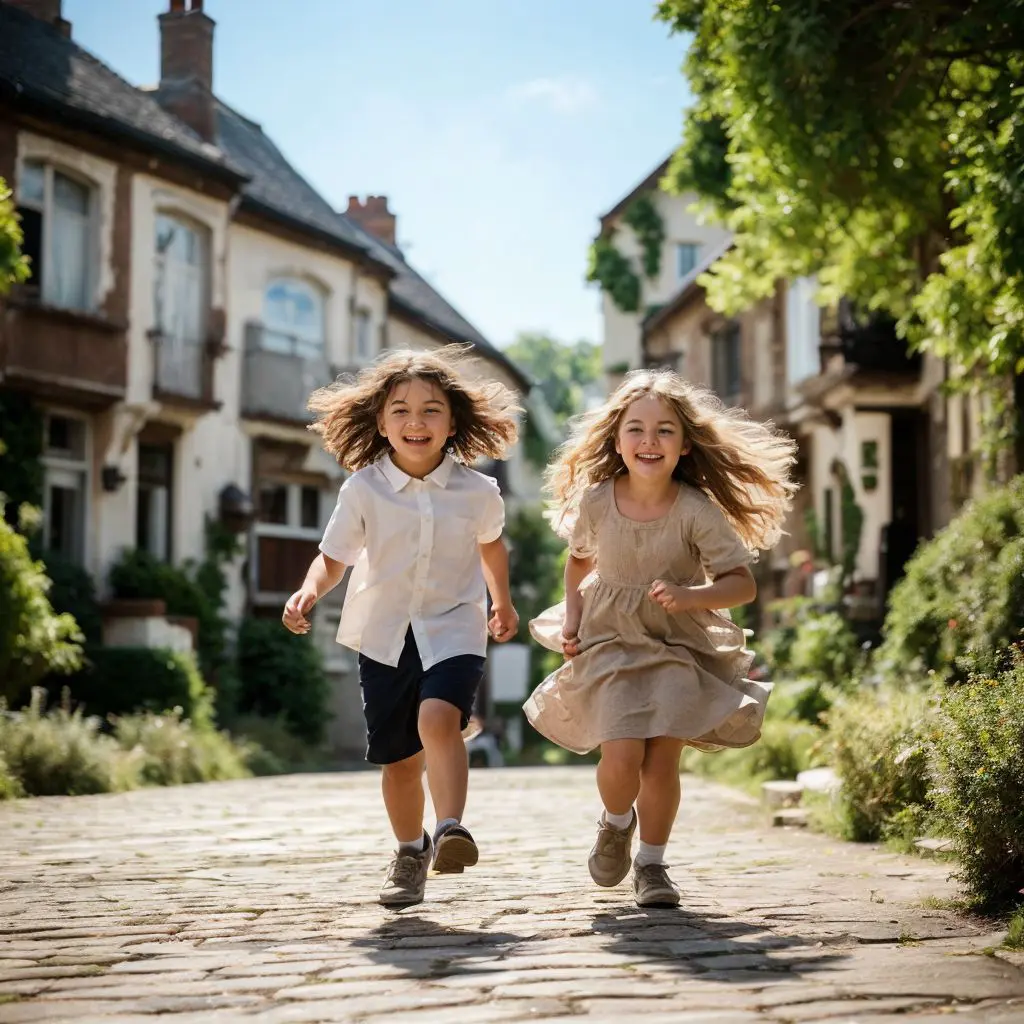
xmin=379 ymin=453 xmax=455 ymax=492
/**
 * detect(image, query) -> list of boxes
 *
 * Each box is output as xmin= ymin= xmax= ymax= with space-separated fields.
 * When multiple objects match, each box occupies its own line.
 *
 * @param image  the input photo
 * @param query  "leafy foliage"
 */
xmin=656 ymin=1 xmax=1024 ymax=412
xmin=929 ymin=650 xmax=1024 ymax=911
xmin=0 ymin=502 xmax=83 ymax=704
xmin=503 ymin=334 xmax=602 ymax=425
xmin=0 ymin=179 xmax=29 ymax=296
xmin=878 ymin=475 xmax=1024 ymax=682
xmin=586 ymin=236 xmax=640 ymax=313
xmin=622 ymin=194 xmax=666 ymax=278
xmin=235 ymin=618 xmax=330 ymax=744
xmin=0 ymin=390 xmax=44 ymax=521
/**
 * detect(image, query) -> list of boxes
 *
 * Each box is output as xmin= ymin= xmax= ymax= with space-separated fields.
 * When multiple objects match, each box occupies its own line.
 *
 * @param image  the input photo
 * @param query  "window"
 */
xmin=41 ymin=414 xmax=89 ymax=564
xmin=786 ymin=276 xmax=821 ymax=386
xmin=354 ymin=308 xmax=373 ymax=363
xmin=677 ymin=243 xmax=700 ymax=280
xmin=711 ymin=322 xmax=742 ymax=401
xmin=263 ymin=278 xmax=325 ymax=359
xmin=154 ymin=213 xmax=208 ymax=396
xmin=136 ymin=442 xmax=174 ymax=562
xmin=257 ymin=482 xmax=321 ymax=532
xmin=17 ymin=160 xmax=93 ymax=310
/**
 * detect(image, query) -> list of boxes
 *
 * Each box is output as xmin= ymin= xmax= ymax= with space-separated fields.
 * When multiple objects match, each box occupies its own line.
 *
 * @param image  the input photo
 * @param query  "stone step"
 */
xmin=761 ymin=780 xmax=804 ymax=809
xmin=797 ymin=766 xmax=841 ymax=793
xmin=772 ymin=807 xmax=809 ymax=828
xmin=914 ymin=837 xmax=954 ymax=856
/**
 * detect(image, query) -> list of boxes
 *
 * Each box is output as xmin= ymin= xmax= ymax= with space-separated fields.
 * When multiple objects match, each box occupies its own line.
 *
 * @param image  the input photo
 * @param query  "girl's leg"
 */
xmin=418 ymin=697 xmax=469 ymax=824
xmin=381 ymin=751 xmax=426 ymax=845
xmin=636 ymin=736 xmax=686 ymax=845
xmin=596 ymin=738 xmax=646 ymax=815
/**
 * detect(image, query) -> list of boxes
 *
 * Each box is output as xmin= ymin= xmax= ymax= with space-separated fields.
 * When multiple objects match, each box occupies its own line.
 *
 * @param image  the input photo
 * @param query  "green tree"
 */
xmin=656 ymin=1 xmax=1024 ymax=450
xmin=504 ymin=333 xmax=601 ymax=424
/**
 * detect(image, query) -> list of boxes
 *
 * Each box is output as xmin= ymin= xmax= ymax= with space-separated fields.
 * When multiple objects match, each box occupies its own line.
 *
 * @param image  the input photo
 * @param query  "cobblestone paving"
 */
xmin=1 ymin=767 xmax=1022 ymax=1023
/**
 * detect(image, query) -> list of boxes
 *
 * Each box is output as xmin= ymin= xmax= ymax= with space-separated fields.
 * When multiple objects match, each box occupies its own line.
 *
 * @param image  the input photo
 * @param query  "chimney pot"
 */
xmin=157 ymin=0 xmax=216 ymax=140
xmin=345 ymin=194 xmax=397 ymax=247
xmin=6 ymin=0 xmax=70 ymax=34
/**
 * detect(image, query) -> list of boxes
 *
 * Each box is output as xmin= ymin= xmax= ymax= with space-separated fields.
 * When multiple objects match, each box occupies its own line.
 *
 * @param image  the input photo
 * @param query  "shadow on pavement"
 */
xmin=589 ymin=903 xmax=847 ymax=982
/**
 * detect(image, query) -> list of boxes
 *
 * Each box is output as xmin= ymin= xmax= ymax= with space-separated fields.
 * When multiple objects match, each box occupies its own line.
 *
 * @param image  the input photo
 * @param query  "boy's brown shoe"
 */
xmin=588 ymin=809 xmax=637 ymax=887
xmin=378 ymin=832 xmax=432 ymax=908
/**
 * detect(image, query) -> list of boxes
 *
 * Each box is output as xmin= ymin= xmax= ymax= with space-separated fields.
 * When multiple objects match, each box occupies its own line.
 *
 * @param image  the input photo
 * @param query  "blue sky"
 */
xmin=66 ymin=0 xmax=692 ymax=348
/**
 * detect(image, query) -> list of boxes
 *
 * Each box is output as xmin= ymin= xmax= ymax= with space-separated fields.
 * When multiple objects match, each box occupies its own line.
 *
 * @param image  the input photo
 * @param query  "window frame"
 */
xmin=17 ymin=160 xmax=96 ymax=311
xmin=711 ymin=321 xmax=743 ymax=402
xmin=676 ymin=242 xmax=700 ymax=281
xmin=40 ymin=410 xmax=91 ymax=565
xmin=262 ymin=276 xmax=327 ymax=360
xmin=255 ymin=481 xmax=324 ymax=540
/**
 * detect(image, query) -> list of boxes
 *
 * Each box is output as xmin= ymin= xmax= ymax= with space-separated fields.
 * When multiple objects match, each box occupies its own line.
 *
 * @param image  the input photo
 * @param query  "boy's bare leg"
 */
xmin=381 ymin=751 xmax=426 ymax=844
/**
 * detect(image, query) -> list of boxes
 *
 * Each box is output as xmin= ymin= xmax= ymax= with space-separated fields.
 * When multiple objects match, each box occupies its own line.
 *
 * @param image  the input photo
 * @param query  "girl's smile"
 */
xmin=615 ymin=395 xmax=690 ymax=478
xmin=378 ymin=377 xmax=457 ymax=476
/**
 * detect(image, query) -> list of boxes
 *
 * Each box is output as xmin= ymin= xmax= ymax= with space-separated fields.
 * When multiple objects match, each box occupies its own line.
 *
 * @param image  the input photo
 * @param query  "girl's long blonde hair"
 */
xmin=547 ymin=370 xmax=799 ymax=550
xmin=308 ymin=346 xmax=521 ymax=471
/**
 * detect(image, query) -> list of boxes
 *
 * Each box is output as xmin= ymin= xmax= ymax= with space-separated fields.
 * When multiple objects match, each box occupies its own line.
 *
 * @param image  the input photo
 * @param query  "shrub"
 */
xmin=112 ymin=711 xmax=250 ymax=787
xmin=928 ymin=649 xmax=1024 ymax=912
xmin=0 ymin=689 xmax=139 ymax=796
xmin=40 ymin=550 xmax=103 ymax=645
xmin=67 ymin=647 xmax=215 ymax=729
xmin=236 ymin=618 xmax=330 ymax=744
xmin=0 ymin=503 xmax=82 ymax=704
xmin=789 ymin=611 xmax=862 ymax=685
xmin=0 ymin=750 xmax=23 ymax=800
xmin=878 ymin=475 xmax=1024 ymax=682
xmin=822 ymin=685 xmax=935 ymax=843
xmin=229 ymin=714 xmax=329 ymax=775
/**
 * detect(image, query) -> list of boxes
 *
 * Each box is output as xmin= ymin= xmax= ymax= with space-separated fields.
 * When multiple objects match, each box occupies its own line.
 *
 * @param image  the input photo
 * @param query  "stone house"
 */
xmin=0 ymin=0 xmax=535 ymax=754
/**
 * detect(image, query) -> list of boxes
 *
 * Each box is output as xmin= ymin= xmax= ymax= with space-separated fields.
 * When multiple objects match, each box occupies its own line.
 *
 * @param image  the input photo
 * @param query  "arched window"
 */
xmin=17 ymin=160 xmax=94 ymax=310
xmin=263 ymin=278 xmax=325 ymax=360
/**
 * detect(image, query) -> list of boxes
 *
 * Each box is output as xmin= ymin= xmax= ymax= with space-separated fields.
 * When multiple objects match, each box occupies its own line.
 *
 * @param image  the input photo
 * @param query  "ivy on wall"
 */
xmin=0 ymin=391 xmax=44 ymax=523
xmin=586 ymin=192 xmax=666 ymax=315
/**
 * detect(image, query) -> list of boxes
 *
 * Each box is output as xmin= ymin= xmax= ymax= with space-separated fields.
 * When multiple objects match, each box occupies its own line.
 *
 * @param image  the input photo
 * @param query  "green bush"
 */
xmin=0 ymin=503 xmax=83 ymax=704
xmin=0 ymin=689 xmax=139 ymax=796
xmin=0 ymin=750 xmax=23 ymax=800
xmin=236 ymin=618 xmax=330 ymax=744
xmin=928 ymin=650 xmax=1024 ymax=912
xmin=67 ymin=647 xmax=215 ymax=729
xmin=789 ymin=611 xmax=862 ymax=685
xmin=229 ymin=714 xmax=329 ymax=775
xmin=879 ymin=475 xmax=1024 ymax=682
xmin=40 ymin=550 xmax=102 ymax=645
xmin=822 ymin=685 xmax=935 ymax=843
xmin=113 ymin=711 xmax=250 ymax=787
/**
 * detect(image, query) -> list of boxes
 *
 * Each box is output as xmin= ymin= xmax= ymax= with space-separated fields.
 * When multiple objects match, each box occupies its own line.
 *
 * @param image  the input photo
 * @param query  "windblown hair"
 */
xmin=547 ymin=370 xmax=799 ymax=550
xmin=308 ymin=345 xmax=521 ymax=471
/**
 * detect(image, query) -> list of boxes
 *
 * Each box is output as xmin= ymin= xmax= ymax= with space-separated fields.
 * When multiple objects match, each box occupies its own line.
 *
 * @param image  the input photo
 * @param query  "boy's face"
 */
xmin=378 ymin=377 xmax=456 ymax=478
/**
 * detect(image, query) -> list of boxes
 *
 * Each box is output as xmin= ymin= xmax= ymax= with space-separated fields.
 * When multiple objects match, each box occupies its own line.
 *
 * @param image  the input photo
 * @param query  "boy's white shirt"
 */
xmin=319 ymin=453 xmax=505 ymax=668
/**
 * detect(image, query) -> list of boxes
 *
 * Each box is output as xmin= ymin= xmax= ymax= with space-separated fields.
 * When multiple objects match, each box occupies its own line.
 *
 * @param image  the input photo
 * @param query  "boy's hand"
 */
xmin=282 ymin=587 xmax=318 ymax=634
xmin=488 ymin=603 xmax=519 ymax=642
xmin=649 ymin=580 xmax=696 ymax=616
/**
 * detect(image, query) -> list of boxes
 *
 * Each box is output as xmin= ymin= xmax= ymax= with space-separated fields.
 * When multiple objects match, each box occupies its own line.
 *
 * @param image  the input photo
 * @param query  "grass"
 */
xmin=1004 ymin=910 xmax=1024 ymax=950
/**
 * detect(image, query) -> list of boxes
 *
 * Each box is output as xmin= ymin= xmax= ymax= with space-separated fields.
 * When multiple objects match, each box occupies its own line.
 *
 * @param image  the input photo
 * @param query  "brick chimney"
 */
xmin=5 ymin=0 xmax=71 ymax=36
xmin=156 ymin=0 xmax=216 ymax=141
xmin=346 ymin=196 xmax=397 ymax=247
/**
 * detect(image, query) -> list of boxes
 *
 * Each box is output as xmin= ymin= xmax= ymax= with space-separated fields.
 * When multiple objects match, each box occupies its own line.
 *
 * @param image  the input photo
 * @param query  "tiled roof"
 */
xmin=214 ymin=100 xmax=378 ymax=261
xmin=0 ymin=3 xmax=241 ymax=181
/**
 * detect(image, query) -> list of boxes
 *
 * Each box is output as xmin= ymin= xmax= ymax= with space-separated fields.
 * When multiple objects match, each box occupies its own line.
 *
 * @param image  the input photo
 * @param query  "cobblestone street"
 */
xmin=1 ymin=766 xmax=1022 ymax=1023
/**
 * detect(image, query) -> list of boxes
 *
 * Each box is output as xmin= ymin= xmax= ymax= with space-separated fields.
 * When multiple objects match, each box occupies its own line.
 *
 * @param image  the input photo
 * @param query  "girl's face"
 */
xmin=614 ymin=394 xmax=689 ymax=481
xmin=378 ymin=377 xmax=456 ymax=477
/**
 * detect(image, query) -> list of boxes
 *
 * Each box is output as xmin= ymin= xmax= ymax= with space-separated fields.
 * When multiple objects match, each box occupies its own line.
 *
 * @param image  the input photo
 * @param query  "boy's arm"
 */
xmin=479 ymin=537 xmax=518 ymax=642
xmin=282 ymin=554 xmax=347 ymax=634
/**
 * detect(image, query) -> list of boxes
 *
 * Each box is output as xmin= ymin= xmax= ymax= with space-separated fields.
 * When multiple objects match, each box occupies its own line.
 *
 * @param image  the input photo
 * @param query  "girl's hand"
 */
xmin=282 ymin=587 xmax=318 ymax=634
xmin=488 ymin=603 xmax=519 ymax=642
xmin=649 ymin=580 xmax=696 ymax=616
xmin=561 ymin=625 xmax=581 ymax=659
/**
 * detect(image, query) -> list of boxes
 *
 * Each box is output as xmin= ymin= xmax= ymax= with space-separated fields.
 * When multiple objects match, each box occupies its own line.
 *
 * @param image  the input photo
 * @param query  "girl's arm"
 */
xmin=282 ymin=553 xmax=347 ymax=634
xmin=649 ymin=566 xmax=756 ymax=616
xmin=561 ymin=553 xmax=595 ymax=656
xmin=479 ymin=538 xmax=518 ymax=642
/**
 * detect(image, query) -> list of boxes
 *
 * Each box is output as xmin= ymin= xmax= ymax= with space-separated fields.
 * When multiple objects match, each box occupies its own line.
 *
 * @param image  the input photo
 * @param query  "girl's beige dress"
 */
xmin=525 ymin=479 xmax=772 ymax=754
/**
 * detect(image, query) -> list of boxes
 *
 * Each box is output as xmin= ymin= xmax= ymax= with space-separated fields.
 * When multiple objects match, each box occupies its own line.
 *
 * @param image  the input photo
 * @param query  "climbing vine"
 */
xmin=0 ymin=391 xmax=44 ymax=523
xmin=586 ymin=191 xmax=667 ymax=314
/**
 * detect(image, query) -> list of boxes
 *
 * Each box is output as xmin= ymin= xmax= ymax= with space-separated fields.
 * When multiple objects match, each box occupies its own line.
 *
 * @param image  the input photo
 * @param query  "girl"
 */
xmin=282 ymin=347 xmax=521 ymax=909
xmin=526 ymin=369 xmax=797 ymax=908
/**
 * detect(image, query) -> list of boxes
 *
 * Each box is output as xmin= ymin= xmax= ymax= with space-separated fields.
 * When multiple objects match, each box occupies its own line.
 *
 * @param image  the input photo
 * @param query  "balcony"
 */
xmin=821 ymin=301 xmax=922 ymax=375
xmin=150 ymin=331 xmax=221 ymax=412
xmin=241 ymin=322 xmax=336 ymax=426
xmin=0 ymin=293 xmax=127 ymax=408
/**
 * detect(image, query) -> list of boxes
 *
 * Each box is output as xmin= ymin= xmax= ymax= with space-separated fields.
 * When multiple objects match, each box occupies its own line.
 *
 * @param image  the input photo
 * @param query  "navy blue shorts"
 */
xmin=358 ymin=629 xmax=485 ymax=765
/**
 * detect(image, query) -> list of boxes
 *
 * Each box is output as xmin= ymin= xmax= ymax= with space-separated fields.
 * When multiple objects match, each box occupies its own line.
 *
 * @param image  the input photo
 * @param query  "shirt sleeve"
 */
xmin=691 ymin=499 xmax=752 ymax=578
xmin=568 ymin=490 xmax=598 ymax=559
xmin=477 ymin=477 xmax=505 ymax=543
xmin=319 ymin=475 xmax=365 ymax=564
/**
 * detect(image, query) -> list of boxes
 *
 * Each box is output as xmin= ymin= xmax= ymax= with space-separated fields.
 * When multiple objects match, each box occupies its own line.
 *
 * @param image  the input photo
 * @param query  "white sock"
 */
xmin=398 ymin=833 xmax=425 ymax=854
xmin=433 ymin=817 xmax=459 ymax=840
xmin=603 ymin=808 xmax=634 ymax=830
xmin=635 ymin=841 xmax=667 ymax=867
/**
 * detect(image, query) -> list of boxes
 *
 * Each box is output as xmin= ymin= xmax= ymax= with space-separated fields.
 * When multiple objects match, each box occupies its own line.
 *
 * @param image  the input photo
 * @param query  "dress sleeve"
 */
xmin=477 ymin=477 xmax=505 ymax=543
xmin=319 ymin=475 xmax=365 ymax=564
xmin=568 ymin=489 xmax=598 ymax=559
xmin=691 ymin=499 xmax=752 ymax=578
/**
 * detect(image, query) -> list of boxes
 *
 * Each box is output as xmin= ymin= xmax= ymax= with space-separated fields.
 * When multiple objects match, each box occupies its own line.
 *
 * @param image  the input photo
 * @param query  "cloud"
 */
xmin=506 ymin=75 xmax=598 ymax=115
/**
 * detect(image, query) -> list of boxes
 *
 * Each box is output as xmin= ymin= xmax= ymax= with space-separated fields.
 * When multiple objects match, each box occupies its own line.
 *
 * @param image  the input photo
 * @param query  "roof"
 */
xmin=0 ymin=3 xmax=243 ymax=184
xmin=214 ymin=100 xmax=382 ymax=266
xmin=598 ymin=154 xmax=672 ymax=233
xmin=642 ymin=238 xmax=734 ymax=337
xmin=345 ymin=224 xmax=532 ymax=391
